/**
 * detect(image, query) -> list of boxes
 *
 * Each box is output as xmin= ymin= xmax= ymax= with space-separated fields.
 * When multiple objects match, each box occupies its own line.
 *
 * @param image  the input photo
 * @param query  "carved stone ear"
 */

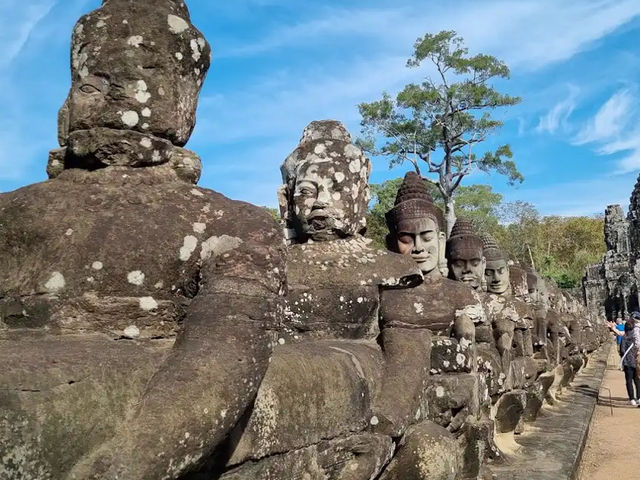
xmin=437 ymin=232 xmax=447 ymax=277
xmin=277 ymin=185 xmax=290 ymax=221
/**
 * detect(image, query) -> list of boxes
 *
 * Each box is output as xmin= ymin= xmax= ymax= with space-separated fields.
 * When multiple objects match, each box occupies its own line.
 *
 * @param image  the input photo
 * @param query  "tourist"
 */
xmin=619 ymin=321 xmax=640 ymax=405
xmin=615 ymin=317 xmax=625 ymax=353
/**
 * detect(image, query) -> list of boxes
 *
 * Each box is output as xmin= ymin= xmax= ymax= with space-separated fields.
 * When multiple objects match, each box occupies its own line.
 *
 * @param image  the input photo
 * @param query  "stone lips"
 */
xmin=385 ymin=171 xmax=445 ymax=231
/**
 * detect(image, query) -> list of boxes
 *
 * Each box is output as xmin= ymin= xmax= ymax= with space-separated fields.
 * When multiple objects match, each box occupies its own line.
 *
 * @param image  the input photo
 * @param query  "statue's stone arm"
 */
xmin=70 ymin=229 xmax=286 ymax=480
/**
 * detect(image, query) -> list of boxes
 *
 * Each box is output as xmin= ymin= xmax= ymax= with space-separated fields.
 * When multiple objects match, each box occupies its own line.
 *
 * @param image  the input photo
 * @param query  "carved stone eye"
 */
xmin=80 ymin=84 xmax=101 ymax=94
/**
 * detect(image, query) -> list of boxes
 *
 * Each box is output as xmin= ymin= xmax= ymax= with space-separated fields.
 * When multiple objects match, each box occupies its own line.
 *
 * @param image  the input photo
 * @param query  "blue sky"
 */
xmin=2 ymin=0 xmax=640 ymax=217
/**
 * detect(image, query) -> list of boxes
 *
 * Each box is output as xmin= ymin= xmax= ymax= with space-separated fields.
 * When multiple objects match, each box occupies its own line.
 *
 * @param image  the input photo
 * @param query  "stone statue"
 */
xmin=218 ymin=121 xmax=424 ymax=480
xmin=1 ymin=2 xmax=286 ymax=478
xmin=278 ymin=120 xmax=369 ymax=245
xmin=447 ymin=219 xmax=487 ymax=291
xmin=381 ymin=173 xmax=492 ymax=478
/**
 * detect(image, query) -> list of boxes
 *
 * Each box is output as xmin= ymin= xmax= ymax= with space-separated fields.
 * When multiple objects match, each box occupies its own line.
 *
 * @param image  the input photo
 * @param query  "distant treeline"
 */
xmin=366 ymin=178 xmax=605 ymax=289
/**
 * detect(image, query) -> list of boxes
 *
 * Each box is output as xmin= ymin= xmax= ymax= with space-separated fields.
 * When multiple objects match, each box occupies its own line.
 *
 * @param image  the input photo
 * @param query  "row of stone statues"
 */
xmin=0 ymin=1 xmax=607 ymax=479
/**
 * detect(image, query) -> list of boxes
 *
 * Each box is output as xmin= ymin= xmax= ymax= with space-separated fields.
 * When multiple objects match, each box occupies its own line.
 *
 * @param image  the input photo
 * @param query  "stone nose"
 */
xmin=316 ymin=188 xmax=331 ymax=205
xmin=413 ymin=236 xmax=426 ymax=253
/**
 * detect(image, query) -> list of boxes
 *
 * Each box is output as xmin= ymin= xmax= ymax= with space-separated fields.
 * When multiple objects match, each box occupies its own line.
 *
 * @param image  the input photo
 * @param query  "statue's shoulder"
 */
xmin=287 ymin=237 xmax=421 ymax=289
xmin=438 ymin=277 xmax=478 ymax=305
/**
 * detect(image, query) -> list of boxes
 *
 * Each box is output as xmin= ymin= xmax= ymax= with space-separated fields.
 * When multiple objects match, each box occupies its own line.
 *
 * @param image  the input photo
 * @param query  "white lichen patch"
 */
xmin=121 ymin=110 xmax=139 ymax=127
xmin=140 ymin=137 xmax=152 ymax=149
xmin=191 ymin=188 xmax=204 ymax=197
xmin=127 ymin=35 xmax=143 ymax=47
xmin=414 ymin=302 xmax=424 ymax=314
xmin=190 ymin=39 xmax=201 ymax=61
xmin=175 ymin=52 xmax=184 ymax=60
xmin=141 ymin=107 xmax=151 ymax=117
xmin=179 ymin=235 xmax=199 ymax=262
xmin=45 ymin=272 xmax=65 ymax=292
xmin=167 ymin=14 xmax=189 ymax=34
xmin=127 ymin=270 xmax=145 ymax=286
xmin=370 ymin=416 xmax=380 ymax=426
xmin=139 ymin=297 xmax=158 ymax=311
xmin=134 ymin=80 xmax=151 ymax=103
xmin=91 ymin=261 xmax=104 ymax=271
xmin=123 ymin=325 xmax=140 ymax=338
xmin=193 ymin=222 xmax=206 ymax=234
xmin=251 ymin=386 xmax=279 ymax=456
xmin=435 ymin=386 xmax=445 ymax=398
xmin=65 ymin=228 xmax=74 ymax=236
xmin=200 ymin=235 xmax=243 ymax=261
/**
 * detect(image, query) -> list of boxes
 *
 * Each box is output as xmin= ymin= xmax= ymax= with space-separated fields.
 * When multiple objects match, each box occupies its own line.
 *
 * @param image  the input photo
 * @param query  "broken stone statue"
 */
xmin=1 ymin=1 xmax=286 ymax=479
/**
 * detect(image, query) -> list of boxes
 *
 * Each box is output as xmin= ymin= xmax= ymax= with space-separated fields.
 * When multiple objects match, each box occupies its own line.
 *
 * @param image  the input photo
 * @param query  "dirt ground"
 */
xmin=577 ymin=346 xmax=640 ymax=479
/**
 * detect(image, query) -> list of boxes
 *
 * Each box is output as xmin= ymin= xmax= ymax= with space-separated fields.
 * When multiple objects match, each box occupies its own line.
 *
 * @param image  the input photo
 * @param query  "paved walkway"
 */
xmin=491 ymin=345 xmax=609 ymax=480
xmin=577 ymin=344 xmax=640 ymax=480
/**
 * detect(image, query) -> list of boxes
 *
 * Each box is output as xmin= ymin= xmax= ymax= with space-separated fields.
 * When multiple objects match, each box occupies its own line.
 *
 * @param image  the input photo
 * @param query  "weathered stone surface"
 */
xmin=226 ymin=341 xmax=383 ymax=465
xmin=421 ymin=373 xmax=483 ymax=431
xmin=381 ymin=276 xmax=483 ymax=336
xmin=493 ymin=390 xmax=526 ymax=434
xmin=430 ymin=336 xmax=474 ymax=374
xmin=477 ymin=343 xmax=506 ymax=397
xmin=489 ymin=346 xmax=609 ymax=480
xmin=0 ymin=2 xmax=289 ymax=478
xmin=284 ymin=237 xmax=421 ymax=340
xmin=379 ymin=421 xmax=462 ymax=480
xmin=372 ymin=327 xmax=432 ymax=437
xmin=221 ymin=433 xmax=394 ymax=480
xmin=460 ymin=417 xmax=501 ymax=479
xmin=522 ymin=372 xmax=555 ymax=422
xmin=0 ymin=334 xmax=165 ymax=479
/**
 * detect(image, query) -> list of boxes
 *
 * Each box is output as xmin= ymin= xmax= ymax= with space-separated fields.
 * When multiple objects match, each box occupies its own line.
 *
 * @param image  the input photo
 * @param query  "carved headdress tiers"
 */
xmin=446 ymin=218 xmax=483 ymax=259
xmin=481 ymin=233 xmax=507 ymax=262
xmin=385 ymin=171 xmax=445 ymax=231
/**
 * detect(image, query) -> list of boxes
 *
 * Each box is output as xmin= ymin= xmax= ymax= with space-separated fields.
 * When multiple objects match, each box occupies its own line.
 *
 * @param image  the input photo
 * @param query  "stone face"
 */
xmin=279 ymin=120 xmax=371 ymax=243
xmin=52 ymin=0 xmax=209 ymax=181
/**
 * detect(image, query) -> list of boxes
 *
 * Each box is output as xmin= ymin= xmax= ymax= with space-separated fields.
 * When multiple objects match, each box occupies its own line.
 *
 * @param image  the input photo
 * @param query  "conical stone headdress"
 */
xmin=446 ymin=218 xmax=483 ymax=259
xmin=481 ymin=233 xmax=507 ymax=262
xmin=385 ymin=171 xmax=445 ymax=231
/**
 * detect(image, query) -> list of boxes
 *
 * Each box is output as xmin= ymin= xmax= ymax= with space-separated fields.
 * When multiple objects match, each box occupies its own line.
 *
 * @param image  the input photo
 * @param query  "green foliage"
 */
xmin=359 ymin=30 xmax=522 ymax=232
xmin=366 ymin=177 xmax=606 ymax=288
xmin=262 ymin=207 xmax=281 ymax=222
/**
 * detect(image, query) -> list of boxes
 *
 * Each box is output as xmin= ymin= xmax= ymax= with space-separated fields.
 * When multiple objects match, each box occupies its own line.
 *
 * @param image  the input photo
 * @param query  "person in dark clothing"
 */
xmin=620 ymin=321 xmax=640 ymax=405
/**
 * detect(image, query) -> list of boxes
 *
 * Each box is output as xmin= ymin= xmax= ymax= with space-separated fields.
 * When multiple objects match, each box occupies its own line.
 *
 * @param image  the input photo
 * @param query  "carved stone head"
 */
xmin=386 ymin=171 xmax=446 ymax=276
xmin=446 ymin=219 xmax=486 ymax=290
xmin=279 ymin=120 xmax=371 ymax=244
xmin=53 ymin=0 xmax=210 ymax=177
xmin=527 ymin=270 xmax=549 ymax=315
xmin=509 ymin=264 xmax=529 ymax=300
xmin=481 ymin=234 xmax=510 ymax=295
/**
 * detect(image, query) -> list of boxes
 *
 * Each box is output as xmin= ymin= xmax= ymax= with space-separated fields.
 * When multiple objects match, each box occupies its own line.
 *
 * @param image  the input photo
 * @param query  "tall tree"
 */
xmin=359 ymin=30 xmax=523 ymax=234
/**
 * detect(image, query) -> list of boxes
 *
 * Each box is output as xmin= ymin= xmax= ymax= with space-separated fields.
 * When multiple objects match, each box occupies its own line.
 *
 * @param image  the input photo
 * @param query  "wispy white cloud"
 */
xmin=0 ymin=1 xmax=55 ymax=68
xmin=219 ymin=0 xmax=640 ymax=72
xmin=574 ymin=88 xmax=634 ymax=144
xmin=536 ymin=85 xmax=579 ymax=134
xmin=571 ymin=87 xmax=640 ymax=173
